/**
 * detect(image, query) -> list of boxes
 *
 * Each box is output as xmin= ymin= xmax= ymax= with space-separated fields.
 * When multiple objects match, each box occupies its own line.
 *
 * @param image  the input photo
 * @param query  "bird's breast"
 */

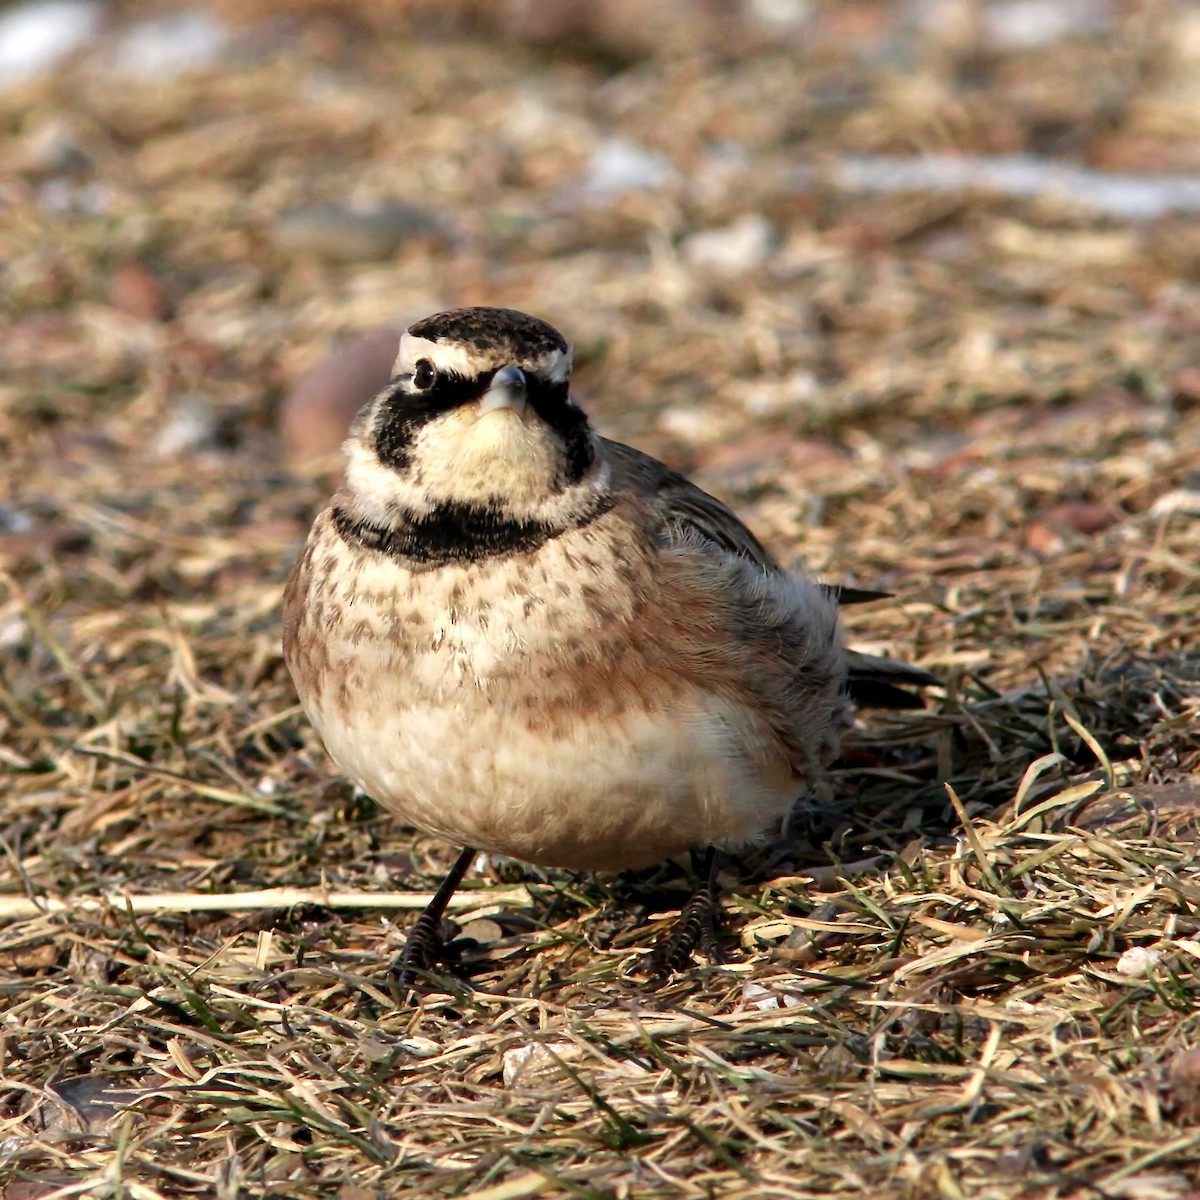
xmin=286 ymin=508 xmax=652 ymax=712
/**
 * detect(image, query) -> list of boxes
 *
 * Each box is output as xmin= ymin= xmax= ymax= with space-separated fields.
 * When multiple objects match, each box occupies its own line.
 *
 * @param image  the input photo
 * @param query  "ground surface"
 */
xmin=2 ymin=1 xmax=1200 ymax=1197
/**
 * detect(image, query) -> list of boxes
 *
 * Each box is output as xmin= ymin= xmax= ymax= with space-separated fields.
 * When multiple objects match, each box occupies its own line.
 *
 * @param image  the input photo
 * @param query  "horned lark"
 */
xmin=282 ymin=306 xmax=935 ymax=982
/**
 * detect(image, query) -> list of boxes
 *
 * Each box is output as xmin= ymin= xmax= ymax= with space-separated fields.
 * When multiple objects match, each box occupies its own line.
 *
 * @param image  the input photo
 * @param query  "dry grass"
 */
xmin=2 ymin=1 xmax=1200 ymax=1196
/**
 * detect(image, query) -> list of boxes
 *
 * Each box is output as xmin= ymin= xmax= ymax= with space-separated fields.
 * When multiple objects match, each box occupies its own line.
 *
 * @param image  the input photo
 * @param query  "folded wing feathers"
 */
xmin=605 ymin=440 xmax=937 ymax=710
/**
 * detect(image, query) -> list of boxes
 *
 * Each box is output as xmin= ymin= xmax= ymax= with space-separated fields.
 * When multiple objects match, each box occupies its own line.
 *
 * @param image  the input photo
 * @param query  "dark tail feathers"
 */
xmin=845 ymin=648 xmax=939 ymax=709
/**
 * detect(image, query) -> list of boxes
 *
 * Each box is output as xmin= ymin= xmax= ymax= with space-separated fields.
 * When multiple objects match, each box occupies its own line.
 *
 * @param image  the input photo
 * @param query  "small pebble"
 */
xmin=735 ymin=370 xmax=822 ymax=418
xmin=0 ymin=505 xmax=33 ymax=535
xmin=0 ymin=615 xmax=29 ymax=649
xmin=36 ymin=177 xmax=111 ymax=215
xmin=154 ymin=394 xmax=218 ymax=458
xmin=108 ymin=10 xmax=229 ymax=79
xmin=1166 ymin=1046 xmax=1200 ymax=1123
xmin=1023 ymin=521 xmax=1065 ymax=555
xmin=1170 ymin=366 xmax=1200 ymax=405
xmin=747 ymin=0 xmax=812 ymax=29
xmin=0 ymin=0 xmax=104 ymax=86
xmin=1042 ymin=501 xmax=1117 ymax=536
xmin=503 ymin=1042 xmax=576 ymax=1088
xmin=741 ymin=981 xmax=802 ymax=1011
xmin=580 ymin=135 xmax=677 ymax=198
xmin=1169 ymin=1046 xmax=1200 ymax=1087
xmin=394 ymin=1036 xmax=439 ymax=1059
xmin=457 ymin=918 xmax=504 ymax=945
xmin=1023 ymin=500 xmax=1118 ymax=552
xmin=981 ymin=0 xmax=1111 ymax=52
xmin=682 ymin=214 xmax=775 ymax=275
xmin=108 ymin=259 xmax=172 ymax=322
xmin=1115 ymin=945 xmax=1164 ymax=978
xmin=742 ymin=982 xmax=779 ymax=1010
xmin=657 ymin=406 xmax=726 ymax=443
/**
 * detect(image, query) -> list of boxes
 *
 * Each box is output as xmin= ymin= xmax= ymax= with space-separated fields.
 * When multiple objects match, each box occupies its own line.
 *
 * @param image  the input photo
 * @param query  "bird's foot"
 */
xmin=390 ymin=910 xmax=451 ymax=992
xmin=388 ymin=844 xmax=476 ymax=997
xmin=646 ymin=886 xmax=725 ymax=981
xmin=641 ymin=847 xmax=734 ymax=983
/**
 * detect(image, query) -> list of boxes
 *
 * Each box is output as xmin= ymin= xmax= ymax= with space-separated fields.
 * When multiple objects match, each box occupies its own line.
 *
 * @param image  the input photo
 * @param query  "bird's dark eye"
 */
xmin=412 ymin=360 xmax=436 ymax=390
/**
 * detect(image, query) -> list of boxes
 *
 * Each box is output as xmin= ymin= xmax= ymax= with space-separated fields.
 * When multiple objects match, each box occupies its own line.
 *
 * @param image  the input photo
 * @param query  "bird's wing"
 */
xmin=600 ymin=438 xmax=781 ymax=571
xmin=600 ymin=437 xmax=937 ymax=710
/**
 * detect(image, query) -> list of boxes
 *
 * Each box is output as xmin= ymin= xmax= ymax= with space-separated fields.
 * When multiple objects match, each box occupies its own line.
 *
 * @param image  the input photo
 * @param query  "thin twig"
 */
xmin=0 ymin=885 xmax=532 ymax=921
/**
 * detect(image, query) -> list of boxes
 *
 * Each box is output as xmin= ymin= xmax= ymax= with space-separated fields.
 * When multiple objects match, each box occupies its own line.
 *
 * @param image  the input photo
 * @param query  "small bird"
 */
xmin=282 ymin=306 xmax=935 ymax=982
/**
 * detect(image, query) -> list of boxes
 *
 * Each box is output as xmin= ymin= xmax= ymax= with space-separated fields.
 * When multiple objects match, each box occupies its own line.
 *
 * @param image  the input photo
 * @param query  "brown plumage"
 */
xmin=282 ymin=306 xmax=936 ymax=979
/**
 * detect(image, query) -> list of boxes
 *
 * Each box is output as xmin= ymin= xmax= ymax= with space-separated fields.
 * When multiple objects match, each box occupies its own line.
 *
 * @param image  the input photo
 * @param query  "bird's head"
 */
xmin=344 ymin=307 xmax=597 ymax=523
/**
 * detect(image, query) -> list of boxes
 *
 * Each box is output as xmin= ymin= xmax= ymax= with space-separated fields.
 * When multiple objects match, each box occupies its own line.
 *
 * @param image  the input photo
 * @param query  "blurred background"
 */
xmin=6 ymin=0 xmax=1200 ymax=475
xmin=4 ymin=5 xmax=1200 ymax=1192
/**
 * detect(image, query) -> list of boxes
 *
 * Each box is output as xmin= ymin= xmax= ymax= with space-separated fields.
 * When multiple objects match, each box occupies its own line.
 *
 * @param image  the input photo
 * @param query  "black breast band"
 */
xmin=332 ymin=495 xmax=613 ymax=567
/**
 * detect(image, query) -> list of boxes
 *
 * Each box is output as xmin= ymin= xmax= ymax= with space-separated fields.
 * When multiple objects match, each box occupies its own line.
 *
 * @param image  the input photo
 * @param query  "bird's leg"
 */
xmin=651 ymin=846 xmax=727 ymax=978
xmin=392 ymin=845 xmax=476 ymax=989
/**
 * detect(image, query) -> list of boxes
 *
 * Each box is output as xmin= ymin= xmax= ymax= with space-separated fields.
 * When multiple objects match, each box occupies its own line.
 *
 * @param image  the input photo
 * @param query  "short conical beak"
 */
xmin=479 ymin=364 xmax=528 ymax=417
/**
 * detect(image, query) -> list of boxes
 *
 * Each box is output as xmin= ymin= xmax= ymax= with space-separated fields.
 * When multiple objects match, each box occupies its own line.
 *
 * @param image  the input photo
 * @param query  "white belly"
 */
xmin=308 ymin=688 xmax=797 ymax=871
